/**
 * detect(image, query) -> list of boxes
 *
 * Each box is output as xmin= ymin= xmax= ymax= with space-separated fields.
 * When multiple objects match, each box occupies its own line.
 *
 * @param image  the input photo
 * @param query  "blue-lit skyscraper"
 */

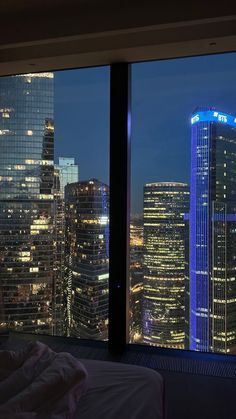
xmin=190 ymin=108 xmax=236 ymax=353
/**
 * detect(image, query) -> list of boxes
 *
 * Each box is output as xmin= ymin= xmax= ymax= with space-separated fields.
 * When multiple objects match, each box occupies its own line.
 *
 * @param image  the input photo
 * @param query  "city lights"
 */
xmin=1 ymin=64 xmax=236 ymax=357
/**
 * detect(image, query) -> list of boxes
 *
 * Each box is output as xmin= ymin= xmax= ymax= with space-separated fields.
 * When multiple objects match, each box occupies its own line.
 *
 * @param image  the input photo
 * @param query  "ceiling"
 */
xmin=0 ymin=1 xmax=236 ymax=76
xmin=0 ymin=1 xmax=236 ymax=46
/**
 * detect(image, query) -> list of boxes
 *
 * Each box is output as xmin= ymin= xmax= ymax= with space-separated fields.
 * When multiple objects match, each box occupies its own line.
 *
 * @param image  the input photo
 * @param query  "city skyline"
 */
xmin=54 ymin=52 xmax=236 ymax=214
xmin=1 ymin=53 xmax=236 ymax=353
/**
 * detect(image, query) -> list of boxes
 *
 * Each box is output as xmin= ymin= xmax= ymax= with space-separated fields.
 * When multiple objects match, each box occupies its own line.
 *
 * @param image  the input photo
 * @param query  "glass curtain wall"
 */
xmin=0 ymin=67 xmax=110 ymax=340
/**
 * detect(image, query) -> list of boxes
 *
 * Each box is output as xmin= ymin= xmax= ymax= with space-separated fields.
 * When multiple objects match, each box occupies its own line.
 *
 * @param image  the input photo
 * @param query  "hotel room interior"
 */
xmin=0 ymin=1 xmax=236 ymax=418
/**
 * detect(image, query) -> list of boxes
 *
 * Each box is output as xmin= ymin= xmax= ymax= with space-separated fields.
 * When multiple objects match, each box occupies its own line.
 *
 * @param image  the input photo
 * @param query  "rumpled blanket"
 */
xmin=0 ymin=341 xmax=88 ymax=419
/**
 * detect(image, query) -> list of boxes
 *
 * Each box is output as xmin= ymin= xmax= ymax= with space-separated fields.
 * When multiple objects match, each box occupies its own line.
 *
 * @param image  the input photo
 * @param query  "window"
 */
xmin=129 ymin=53 xmax=236 ymax=354
xmin=0 ymin=67 xmax=110 ymax=340
xmin=1 ymin=51 xmax=236 ymax=355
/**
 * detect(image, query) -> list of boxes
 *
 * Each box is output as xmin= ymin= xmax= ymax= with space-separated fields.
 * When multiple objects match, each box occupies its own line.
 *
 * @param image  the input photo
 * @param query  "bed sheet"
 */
xmin=75 ymin=359 xmax=164 ymax=419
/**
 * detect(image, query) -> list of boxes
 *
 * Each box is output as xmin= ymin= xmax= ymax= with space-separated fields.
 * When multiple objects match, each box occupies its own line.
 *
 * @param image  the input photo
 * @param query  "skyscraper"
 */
xmin=54 ymin=157 xmax=79 ymax=334
xmin=0 ymin=73 xmax=60 ymax=334
xmin=53 ymin=167 xmax=66 ymax=336
xmin=55 ymin=157 xmax=79 ymax=197
xmin=190 ymin=108 xmax=236 ymax=353
xmin=143 ymin=182 xmax=189 ymax=348
xmin=65 ymin=179 xmax=109 ymax=339
xmin=129 ymin=216 xmax=144 ymax=343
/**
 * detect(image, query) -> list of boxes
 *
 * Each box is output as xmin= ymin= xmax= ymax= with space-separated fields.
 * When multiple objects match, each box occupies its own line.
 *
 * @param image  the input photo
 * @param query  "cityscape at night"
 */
xmin=1 ymin=53 xmax=236 ymax=354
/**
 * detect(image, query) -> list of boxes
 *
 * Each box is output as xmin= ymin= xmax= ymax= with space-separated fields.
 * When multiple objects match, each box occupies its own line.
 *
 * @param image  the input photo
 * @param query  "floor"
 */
xmin=1 ymin=332 xmax=235 ymax=419
xmin=163 ymin=371 xmax=234 ymax=419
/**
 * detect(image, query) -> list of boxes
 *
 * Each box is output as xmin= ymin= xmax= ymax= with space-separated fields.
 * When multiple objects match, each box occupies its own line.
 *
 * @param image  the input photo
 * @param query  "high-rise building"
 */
xmin=65 ymin=179 xmax=109 ymax=339
xmin=55 ymin=157 xmax=79 ymax=197
xmin=129 ymin=216 xmax=144 ymax=343
xmin=0 ymin=73 xmax=61 ymax=334
xmin=190 ymin=108 xmax=236 ymax=353
xmin=143 ymin=182 xmax=189 ymax=348
xmin=54 ymin=156 xmax=79 ymax=333
xmin=53 ymin=167 xmax=66 ymax=336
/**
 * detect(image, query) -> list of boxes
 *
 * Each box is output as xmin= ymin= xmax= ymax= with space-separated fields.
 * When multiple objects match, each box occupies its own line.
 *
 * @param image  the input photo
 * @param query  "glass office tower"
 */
xmin=190 ymin=108 xmax=236 ymax=353
xmin=55 ymin=157 xmax=79 ymax=197
xmin=0 ymin=73 xmax=58 ymax=334
xmin=143 ymin=182 xmax=189 ymax=348
xmin=65 ymin=179 xmax=109 ymax=339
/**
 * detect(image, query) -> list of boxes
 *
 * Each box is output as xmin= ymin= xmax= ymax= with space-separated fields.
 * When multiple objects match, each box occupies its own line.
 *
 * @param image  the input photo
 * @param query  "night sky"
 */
xmin=54 ymin=52 xmax=236 ymax=214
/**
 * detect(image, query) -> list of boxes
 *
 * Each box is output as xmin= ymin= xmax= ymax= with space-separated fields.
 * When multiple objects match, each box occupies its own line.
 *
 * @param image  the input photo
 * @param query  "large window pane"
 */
xmin=0 ymin=67 xmax=109 ymax=340
xmin=130 ymin=53 xmax=236 ymax=354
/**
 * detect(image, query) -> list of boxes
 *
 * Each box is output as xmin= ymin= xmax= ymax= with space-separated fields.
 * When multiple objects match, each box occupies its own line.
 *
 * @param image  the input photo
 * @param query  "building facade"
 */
xmin=54 ymin=156 xmax=79 ymax=334
xmin=53 ymin=167 xmax=66 ymax=336
xmin=55 ymin=157 xmax=79 ymax=197
xmin=190 ymin=108 xmax=236 ymax=353
xmin=142 ymin=182 xmax=189 ymax=348
xmin=0 ymin=73 xmax=61 ymax=334
xmin=65 ymin=179 xmax=109 ymax=339
xmin=129 ymin=216 xmax=144 ymax=343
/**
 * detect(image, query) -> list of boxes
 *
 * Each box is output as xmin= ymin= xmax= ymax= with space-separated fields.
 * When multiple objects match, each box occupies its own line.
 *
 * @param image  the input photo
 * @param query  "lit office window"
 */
xmin=0 ymin=67 xmax=109 ymax=340
xmin=130 ymin=53 xmax=236 ymax=354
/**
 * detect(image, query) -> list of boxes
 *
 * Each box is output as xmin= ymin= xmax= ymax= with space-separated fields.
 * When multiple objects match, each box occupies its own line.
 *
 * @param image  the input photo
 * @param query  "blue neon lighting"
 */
xmin=101 ymin=188 xmax=109 ymax=258
xmin=214 ymin=213 xmax=236 ymax=221
xmin=191 ymin=110 xmax=236 ymax=127
xmin=190 ymin=121 xmax=210 ymax=352
xmin=189 ymin=123 xmax=197 ymax=350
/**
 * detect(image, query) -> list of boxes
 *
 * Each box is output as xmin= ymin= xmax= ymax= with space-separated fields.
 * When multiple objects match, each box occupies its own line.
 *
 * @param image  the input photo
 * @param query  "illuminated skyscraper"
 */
xmin=143 ymin=182 xmax=189 ymax=348
xmin=190 ymin=108 xmax=236 ymax=353
xmin=55 ymin=157 xmax=79 ymax=197
xmin=53 ymin=167 xmax=66 ymax=336
xmin=65 ymin=179 xmax=109 ymax=339
xmin=129 ymin=216 xmax=144 ymax=343
xmin=0 ymin=73 xmax=60 ymax=334
xmin=54 ymin=156 xmax=79 ymax=333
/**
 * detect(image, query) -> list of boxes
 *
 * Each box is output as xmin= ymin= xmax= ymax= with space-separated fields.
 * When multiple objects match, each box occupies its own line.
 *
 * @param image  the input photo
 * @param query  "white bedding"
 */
xmin=0 ymin=341 xmax=88 ymax=419
xmin=75 ymin=359 xmax=164 ymax=419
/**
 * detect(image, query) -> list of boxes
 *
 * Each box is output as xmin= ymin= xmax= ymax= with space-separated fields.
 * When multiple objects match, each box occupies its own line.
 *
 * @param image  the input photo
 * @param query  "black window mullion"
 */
xmin=108 ymin=63 xmax=131 ymax=354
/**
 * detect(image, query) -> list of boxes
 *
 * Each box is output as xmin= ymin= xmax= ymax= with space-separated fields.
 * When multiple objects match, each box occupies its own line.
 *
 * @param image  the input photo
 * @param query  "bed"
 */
xmin=0 ymin=340 xmax=164 ymax=419
xmin=76 ymin=358 xmax=164 ymax=419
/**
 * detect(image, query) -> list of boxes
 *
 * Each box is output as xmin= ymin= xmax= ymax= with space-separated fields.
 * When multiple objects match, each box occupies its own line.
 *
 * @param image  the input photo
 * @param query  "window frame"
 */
xmin=2 ymin=22 xmax=236 ymax=360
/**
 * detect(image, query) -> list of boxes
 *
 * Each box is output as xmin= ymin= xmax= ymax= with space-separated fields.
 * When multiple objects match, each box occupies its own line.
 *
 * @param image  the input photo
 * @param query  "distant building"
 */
xmin=190 ymin=108 xmax=236 ymax=353
xmin=54 ymin=157 xmax=78 ymax=333
xmin=65 ymin=179 xmax=109 ymax=339
xmin=53 ymin=167 xmax=66 ymax=336
xmin=142 ymin=182 xmax=189 ymax=349
xmin=129 ymin=216 xmax=144 ymax=343
xmin=56 ymin=157 xmax=79 ymax=197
